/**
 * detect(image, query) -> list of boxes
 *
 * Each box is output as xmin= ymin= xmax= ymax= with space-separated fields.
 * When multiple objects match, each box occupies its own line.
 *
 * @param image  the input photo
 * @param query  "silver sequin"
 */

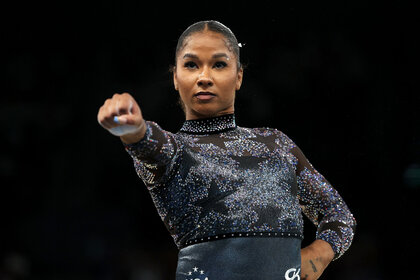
xmin=124 ymin=114 xmax=356 ymax=260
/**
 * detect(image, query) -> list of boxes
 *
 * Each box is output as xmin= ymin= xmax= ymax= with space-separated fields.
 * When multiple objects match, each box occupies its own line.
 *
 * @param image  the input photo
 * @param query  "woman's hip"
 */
xmin=176 ymin=236 xmax=301 ymax=280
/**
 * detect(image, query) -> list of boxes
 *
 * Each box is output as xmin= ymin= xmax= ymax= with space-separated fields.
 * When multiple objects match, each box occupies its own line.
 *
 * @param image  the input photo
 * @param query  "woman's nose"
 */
xmin=197 ymin=70 xmax=213 ymax=87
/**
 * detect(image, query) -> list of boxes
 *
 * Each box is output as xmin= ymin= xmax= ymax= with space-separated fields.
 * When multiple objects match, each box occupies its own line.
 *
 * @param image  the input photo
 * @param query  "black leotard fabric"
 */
xmin=124 ymin=114 xmax=356 ymax=262
xmin=176 ymin=237 xmax=301 ymax=280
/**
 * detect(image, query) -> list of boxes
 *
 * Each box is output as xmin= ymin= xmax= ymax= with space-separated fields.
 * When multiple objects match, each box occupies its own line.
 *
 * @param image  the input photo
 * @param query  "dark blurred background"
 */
xmin=2 ymin=1 xmax=419 ymax=279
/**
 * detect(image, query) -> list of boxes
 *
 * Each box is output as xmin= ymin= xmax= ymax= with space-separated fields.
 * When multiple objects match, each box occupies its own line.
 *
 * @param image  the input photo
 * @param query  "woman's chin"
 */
xmin=187 ymin=106 xmax=227 ymax=119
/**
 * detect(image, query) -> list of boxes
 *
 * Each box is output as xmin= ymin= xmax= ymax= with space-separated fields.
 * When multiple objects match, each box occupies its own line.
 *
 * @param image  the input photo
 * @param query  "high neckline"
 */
xmin=179 ymin=114 xmax=237 ymax=134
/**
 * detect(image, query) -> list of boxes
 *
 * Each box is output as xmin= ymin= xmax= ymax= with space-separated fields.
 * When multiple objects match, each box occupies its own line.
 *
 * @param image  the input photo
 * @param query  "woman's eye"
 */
xmin=213 ymin=61 xmax=227 ymax=69
xmin=184 ymin=61 xmax=198 ymax=69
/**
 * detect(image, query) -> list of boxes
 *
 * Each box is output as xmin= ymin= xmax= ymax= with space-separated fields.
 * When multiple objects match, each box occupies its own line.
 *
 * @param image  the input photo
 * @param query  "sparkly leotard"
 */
xmin=124 ymin=114 xmax=356 ymax=279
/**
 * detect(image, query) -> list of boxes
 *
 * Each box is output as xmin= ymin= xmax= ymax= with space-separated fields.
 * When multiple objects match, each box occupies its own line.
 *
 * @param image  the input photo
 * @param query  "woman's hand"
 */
xmin=301 ymin=240 xmax=334 ymax=280
xmin=97 ymin=93 xmax=146 ymax=144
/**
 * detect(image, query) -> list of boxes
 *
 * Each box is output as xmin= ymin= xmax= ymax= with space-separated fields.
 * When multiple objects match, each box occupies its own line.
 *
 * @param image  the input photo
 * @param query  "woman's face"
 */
xmin=174 ymin=31 xmax=243 ymax=120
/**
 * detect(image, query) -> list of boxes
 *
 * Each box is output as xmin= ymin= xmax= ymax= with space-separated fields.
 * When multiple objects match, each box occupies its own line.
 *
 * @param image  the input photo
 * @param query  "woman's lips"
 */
xmin=194 ymin=92 xmax=216 ymax=100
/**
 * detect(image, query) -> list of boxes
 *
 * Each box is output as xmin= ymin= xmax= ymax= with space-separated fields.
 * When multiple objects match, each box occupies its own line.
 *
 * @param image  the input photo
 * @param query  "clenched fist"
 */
xmin=97 ymin=93 xmax=146 ymax=144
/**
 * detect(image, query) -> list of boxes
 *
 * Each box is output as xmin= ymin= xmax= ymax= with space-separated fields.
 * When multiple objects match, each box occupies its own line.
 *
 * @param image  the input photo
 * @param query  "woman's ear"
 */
xmin=236 ymin=67 xmax=243 ymax=91
xmin=173 ymin=66 xmax=179 ymax=91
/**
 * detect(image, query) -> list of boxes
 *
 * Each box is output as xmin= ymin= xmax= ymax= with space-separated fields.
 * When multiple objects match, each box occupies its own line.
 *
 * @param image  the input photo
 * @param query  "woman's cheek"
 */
xmin=219 ymin=77 xmax=239 ymax=97
xmin=178 ymin=81 xmax=195 ymax=97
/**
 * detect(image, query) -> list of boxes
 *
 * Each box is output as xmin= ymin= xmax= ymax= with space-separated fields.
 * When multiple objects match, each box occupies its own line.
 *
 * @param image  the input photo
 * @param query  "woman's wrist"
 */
xmin=304 ymin=239 xmax=335 ymax=267
xmin=120 ymin=120 xmax=147 ymax=144
xmin=300 ymin=240 xmax=334 ymax=280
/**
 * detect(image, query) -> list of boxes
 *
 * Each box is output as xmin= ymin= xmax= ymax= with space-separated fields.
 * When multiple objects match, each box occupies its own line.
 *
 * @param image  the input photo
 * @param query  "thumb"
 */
xmin=113 ymin=114 xmax=143 ymax=127
xmin=109 ymin=115 xmax=146 ymax=137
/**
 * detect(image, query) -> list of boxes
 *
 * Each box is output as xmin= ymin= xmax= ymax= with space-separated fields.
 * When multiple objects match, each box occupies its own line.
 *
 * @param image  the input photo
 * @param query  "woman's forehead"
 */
xmin=180 ymin=31 xmax=231 ymax=55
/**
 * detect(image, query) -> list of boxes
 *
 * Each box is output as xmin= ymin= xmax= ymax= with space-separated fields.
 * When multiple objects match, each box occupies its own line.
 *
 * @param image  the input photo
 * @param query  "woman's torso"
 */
xmin=147 ymin=122 xmax=304 ymax=249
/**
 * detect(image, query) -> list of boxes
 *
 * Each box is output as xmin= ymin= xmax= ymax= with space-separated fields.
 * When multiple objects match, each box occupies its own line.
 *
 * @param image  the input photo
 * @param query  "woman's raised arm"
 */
xmin=97 ymin=92 xmax=182 ymax=188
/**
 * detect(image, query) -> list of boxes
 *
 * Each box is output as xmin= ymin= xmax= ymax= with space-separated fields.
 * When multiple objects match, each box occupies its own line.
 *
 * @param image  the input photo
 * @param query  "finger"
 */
xmin=116 ymin=100 xmax=120 ymax=115
xmin=105 ymin=99 xmax=119 ymax=119
xmin=103 ymin=97 xmax=131 ymax=126
xmin=101 ymin=115 xmax=118 ymax=129
xmin=99 ymin=105 xmax=119 ymax=129
xmin=98 ymin=105 xmax=115 ymax=129
xmin=116 ymin=96 xmax=133 ymax=116
xmin=130 ymin=99 xmax=141 ymax=115
xmin=128 ymin=99 xmax=133 ymax=115
xmin=119 ymin=93 xmax=140 ymax=115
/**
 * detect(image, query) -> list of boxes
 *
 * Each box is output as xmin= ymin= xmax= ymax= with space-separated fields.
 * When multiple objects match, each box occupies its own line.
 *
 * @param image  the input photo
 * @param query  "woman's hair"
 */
xmin=174 ymin=20 xmax=242 ymax=69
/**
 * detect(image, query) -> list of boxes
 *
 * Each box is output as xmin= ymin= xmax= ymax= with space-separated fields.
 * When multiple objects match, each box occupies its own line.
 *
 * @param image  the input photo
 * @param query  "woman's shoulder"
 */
xmin=238 ymin=125 xmax=291 ymax=138
xmin=237 ymin=125 xmax=297 ymax=147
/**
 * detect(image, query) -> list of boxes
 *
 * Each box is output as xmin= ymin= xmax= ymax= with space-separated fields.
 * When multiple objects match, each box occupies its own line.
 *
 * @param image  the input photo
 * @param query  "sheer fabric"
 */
xmin=124 ymin=114 xmax=356 ymax=260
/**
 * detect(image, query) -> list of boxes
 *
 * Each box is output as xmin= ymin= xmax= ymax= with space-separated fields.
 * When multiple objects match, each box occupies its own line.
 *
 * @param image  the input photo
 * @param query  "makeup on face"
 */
xmin=174 ymin=31 xmax=243 ymax=119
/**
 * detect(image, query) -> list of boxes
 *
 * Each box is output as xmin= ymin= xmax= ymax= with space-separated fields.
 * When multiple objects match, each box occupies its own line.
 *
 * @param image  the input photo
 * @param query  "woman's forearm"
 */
xmin=301 ymin=239 xmax=334 ymax=280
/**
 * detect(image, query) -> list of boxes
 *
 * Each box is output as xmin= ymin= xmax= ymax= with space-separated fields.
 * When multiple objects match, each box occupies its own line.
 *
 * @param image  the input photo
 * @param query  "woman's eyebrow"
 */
xmin=182 ymin=53 xmax=229 ymax=59
xmin=183 ymin=53 xmax=198 ymax=59
xmin=212 ymin=53 xmax=229 ymax=59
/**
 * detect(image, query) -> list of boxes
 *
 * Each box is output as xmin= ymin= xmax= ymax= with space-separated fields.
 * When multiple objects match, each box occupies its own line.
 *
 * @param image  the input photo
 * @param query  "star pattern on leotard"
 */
xmin=185 ymin=266 xmax=209 ymax=280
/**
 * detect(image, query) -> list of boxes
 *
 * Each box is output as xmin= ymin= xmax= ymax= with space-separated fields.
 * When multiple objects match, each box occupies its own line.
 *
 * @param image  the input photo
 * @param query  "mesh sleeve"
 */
xmin=123 ymin=121 xmax=181 ymax=189
xmin=279 ymin=130 xmax=356 ymax=260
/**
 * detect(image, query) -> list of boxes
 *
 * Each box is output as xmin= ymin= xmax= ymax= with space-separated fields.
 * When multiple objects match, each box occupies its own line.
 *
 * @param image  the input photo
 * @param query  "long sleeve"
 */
xmin=123 ymin=121 xmax=181 ymax=189
xmin=290 ymin=140 xmax=356 ymax=260
xmin=121 ymin=115 xmax=356 ymax=257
